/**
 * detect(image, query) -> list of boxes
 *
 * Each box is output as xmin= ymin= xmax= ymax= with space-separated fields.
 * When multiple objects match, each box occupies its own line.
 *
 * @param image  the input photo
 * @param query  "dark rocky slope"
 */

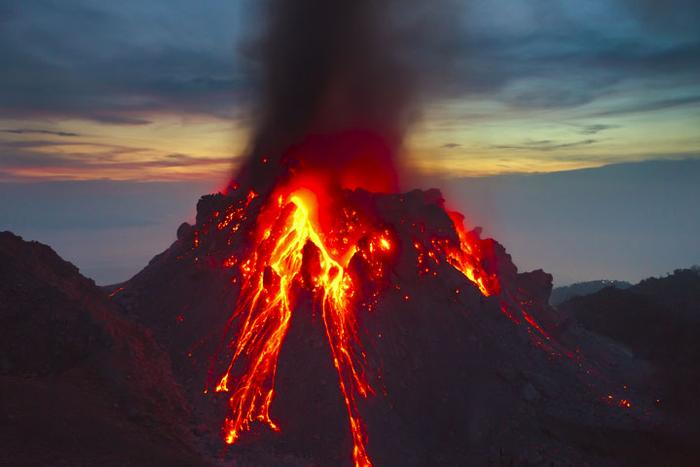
xmin=559 ymin=268 xmax=700 ymax=441
xmin=111 ymin=188 xmax=692 ymax=466
xmin=4 ymin=187 xmax=698 ymax=466
xmin=0 ymin=232 xmax=207 ymax=467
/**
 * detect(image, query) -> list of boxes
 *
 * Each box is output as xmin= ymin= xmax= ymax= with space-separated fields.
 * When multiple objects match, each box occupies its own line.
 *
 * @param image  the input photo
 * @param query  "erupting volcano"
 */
xmin=113 ymin=139 xmax=657 ymax=465
xmin=105 ymin=118 xmax=670 ymax=463
xmin=203 ymin=157 xmax=507 ymax=466
xmin=105 ymin=1 xmax=668 ymax=465
xmin=139 ymin=118 xmax=639 ymax=465
xmin=3 ymin=1 xmax=699 ymax=466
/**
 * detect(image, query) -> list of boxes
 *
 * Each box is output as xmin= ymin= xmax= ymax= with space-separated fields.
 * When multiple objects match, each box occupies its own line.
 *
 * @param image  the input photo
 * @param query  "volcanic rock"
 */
xmin=110 ymin=187 xmax=694 ymax=466
xmin=0 ymin=231 xmax=206 ymax=467
xmin=559 ymin=268 xmax=700 ymax=442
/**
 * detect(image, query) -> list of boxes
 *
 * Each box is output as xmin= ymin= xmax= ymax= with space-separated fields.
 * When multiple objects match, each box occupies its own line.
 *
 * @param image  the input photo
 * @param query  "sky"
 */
xmin=1 ymin=0 xmax=699 ymax=285
xmin=1 ymin=0 xmax=699 ymax=180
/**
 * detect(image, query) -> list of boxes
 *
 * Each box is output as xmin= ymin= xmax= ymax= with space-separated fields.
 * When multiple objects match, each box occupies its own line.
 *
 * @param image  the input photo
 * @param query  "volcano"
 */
xmin=3 ymin=2 xmax=693 ymax=465
xmin=105 ymin=132 xmax=682 ymax=465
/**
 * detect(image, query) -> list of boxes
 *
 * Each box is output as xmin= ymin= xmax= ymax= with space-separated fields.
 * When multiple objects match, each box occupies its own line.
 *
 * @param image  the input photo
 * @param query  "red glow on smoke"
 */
xmin=283 ymin=129 xmax=399 ymax=194
xmin=200 ymin=132 xmax=554 ymax=466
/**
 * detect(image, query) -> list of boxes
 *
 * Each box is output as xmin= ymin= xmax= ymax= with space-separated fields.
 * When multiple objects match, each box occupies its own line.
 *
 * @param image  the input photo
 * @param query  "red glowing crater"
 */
xmin=202 ymin=131 xmax=552 ymax=466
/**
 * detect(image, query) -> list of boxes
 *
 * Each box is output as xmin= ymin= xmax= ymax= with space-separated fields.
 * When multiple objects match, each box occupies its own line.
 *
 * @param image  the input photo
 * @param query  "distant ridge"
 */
xmin=551 ymin=280 xmax=632 ymax=306
xmin=558 ymin=267 xmax=700 ymax=440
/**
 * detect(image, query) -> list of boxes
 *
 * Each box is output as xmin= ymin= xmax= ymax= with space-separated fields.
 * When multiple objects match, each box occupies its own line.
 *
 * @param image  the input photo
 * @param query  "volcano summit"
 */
xmin=110 ymin=175 xmax=669 ymax=466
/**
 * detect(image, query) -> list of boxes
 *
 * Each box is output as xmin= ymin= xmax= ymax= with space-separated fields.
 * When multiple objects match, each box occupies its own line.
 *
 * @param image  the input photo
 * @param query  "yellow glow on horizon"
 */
xmin=1 ymin=98 xmax=698 ymax=182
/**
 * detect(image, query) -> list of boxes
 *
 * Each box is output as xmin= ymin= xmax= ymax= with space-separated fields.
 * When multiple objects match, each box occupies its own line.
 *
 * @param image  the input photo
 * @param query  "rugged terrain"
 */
xmin=558 ymin=268 xmax=700 ymax=439
xmin=0 ymin=232 xmax=205 ymax=467
xmin=111 ymin=187 xmax=686 ymax=466
xmin=3 ymin=189 xmax=699 ymax=466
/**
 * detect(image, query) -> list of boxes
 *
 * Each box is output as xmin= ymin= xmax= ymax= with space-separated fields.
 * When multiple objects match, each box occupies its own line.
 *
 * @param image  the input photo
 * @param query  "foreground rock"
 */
xmin=559 ymin=267 xmax=700 ymax=444
xmin=0 ymin=232 xmax=207 ymax=467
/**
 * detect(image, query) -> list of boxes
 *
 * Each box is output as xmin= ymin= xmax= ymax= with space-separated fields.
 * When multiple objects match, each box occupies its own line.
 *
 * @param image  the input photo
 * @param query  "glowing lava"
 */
xmin=208 ymin=186 xmax=516 ymax=466
xmin=213 ymin=190 xmax=391 ymax=467
xmin=445 ymin=211 xmax=500 ymax=296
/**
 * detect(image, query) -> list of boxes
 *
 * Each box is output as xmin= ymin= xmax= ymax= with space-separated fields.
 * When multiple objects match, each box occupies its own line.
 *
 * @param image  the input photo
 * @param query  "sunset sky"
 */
xmin=1 ymin=0 xmax=699 ymax=286
xmin=1 ymin=0 xmax=699 ymax=182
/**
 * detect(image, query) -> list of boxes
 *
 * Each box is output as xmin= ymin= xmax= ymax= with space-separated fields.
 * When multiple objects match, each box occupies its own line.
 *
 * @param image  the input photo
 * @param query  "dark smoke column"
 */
xmin=236 ymin=0 xmax=416 ymax=196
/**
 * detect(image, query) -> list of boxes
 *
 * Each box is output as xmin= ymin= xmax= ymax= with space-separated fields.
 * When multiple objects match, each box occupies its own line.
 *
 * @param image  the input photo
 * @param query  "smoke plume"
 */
xmin=235 ymin=0 xmax=459 ymax=193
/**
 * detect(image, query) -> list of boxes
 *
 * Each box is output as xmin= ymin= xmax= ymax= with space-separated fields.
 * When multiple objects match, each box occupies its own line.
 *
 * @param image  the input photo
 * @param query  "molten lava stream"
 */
xmin=445 ymin=211 xmax=500 ymax=297
xmin=214 ymin=192 xmax=374 ymax=467
xmin=212 ymin=188 xmax=518 ymax=467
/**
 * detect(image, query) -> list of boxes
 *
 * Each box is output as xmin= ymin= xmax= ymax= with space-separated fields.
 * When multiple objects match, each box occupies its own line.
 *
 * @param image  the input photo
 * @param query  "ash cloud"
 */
xmin=238 ymin=0 xmax=463 ymax=186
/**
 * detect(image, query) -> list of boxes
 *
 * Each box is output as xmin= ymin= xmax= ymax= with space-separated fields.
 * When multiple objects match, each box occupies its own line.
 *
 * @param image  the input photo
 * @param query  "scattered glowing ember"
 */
xmin=204 ymin=182 xmax=552 ymax=466
xmin=211 ymin=190 xmax=389 ymax=466
xmin=107 ymin=286 xmax=125 ymax=299
xmin=606 ymin=394 xmax=633 ymax=409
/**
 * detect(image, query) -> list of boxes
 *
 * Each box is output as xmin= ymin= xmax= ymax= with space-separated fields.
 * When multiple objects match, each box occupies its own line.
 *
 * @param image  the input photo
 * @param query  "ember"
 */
xmin=200 ymin=167 xmax=558 ymax=466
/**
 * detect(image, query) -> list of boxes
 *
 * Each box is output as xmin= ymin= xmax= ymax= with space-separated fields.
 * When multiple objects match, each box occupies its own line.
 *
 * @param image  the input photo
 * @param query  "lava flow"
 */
xmin=211 ymin=188 xmax=393 ymax=467
xmin=202 ymin=174 xmax=520 ymax=466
